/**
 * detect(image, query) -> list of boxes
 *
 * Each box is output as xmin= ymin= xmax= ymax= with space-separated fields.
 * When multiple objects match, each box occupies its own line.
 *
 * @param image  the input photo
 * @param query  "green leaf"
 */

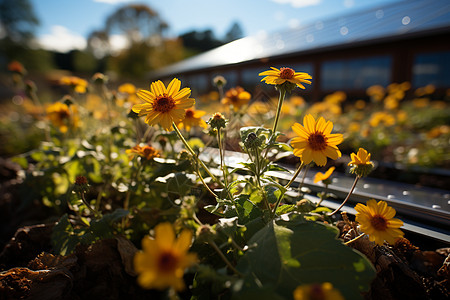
xmin=235 ymin=219 xmax=375 ymax=299
xmin=264 ymin=185 xmax=281 ymax=204
xmin=166 ymin=173 xmax=193 ymax=197
xmin=276 ymin=204 xmax=297 ymax=215
xmin=238 ymin=162 xmax=257 ymax=175
xmin=235 ymin=194 xmax=263 ymax=224
xmin=51 ymin=214 xmax=81 ymax=255
xmin=89 ymin=208 xmax=129 ymax=238
xmin=240 ymin=126 xmax=271 ymax=143
xmin=264 ymin=163 xmax=291 ymax=173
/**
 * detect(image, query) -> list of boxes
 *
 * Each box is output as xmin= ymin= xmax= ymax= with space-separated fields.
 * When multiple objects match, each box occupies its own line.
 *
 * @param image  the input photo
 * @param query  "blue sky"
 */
xmin=30 ymin=0 xmax=399 ymax=52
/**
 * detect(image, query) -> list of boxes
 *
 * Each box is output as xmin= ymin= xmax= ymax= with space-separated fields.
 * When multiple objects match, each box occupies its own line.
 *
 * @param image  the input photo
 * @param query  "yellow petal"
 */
xmin=312 ymin=150 xmax=327 ymax=166
xmin=174 ymin=229 xmax=193 ymax=253
xmin=137 ymin=90 xmax=155 ymax=103
xmin=292 ymin=123 xmax=309 ymax=138
xmin=315 ymin=117 xmax=326 ymax=132
xmin=176 ymin=97 xmax=195 ymax=109
xmin=155 ymin=222 xmax=175 ymax=249
xmin=137 ymin=271 xmax=158 ymax=289
xmin=301 ymin=148 xmax=313 ymax=164
xmin=167 ymin=78 xmax=181 ymax=97
xmin=303 ymin=114 xmax=316 ymax=133
xmin=151 ymin=80 xmax=165 ymax=96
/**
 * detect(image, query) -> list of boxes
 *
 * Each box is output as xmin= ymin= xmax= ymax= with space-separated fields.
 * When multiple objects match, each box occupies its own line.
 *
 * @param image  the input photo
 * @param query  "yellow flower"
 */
xmin=132 ymin=78 xmax=195 ymax=131
xmin=355 ymin=199 xmax=404 ymax=245
xmin=384 ymin=95 xmax=399 ymax=110
xmin=59 ymin=76 xmax=88 ymax=93
xmin=369 ymin=111 xmax=395 ymax=127
xmin=259 ymin=67 xmax=312 ymax=89
xmin=291 ymin=114 xmax=343 ymax=166
xmin=46 ymin=102 xmax=79 ymax=133
xmin=118 ymin=83 xmax=136 ymax=94
xmin=221 ymin=86 xmax=251 ymax=111
xmin=366 ymin=85 xmax=385 ymax=102
xmin=348 ymin=148 xmax=372 ymax=167
xmin=354 ymin=99 xmax=366 ymax=110
xmin=313 ymin=166 xmax=335 ymax=183
xmin=324 ymin=91 xmax=346 ymax=104
xmin=348 ymin=122 xmax=360 ymax=133
xmin=134 ymin=223 xmax=198 ymax=291
xmin=293 ymin=282 xmax=344 ymax=300
xmin=291 ymin=95 xmax=306 ymax=107
xmin=126 ymin=145 xmax=160 ymax=161
xmin=348 ymin=148 xmax=374 ymax=177
xmin=117 ymin=83 xmax=140 ymax=106
xmin=177 ymin=108 xmax=207 ymax=131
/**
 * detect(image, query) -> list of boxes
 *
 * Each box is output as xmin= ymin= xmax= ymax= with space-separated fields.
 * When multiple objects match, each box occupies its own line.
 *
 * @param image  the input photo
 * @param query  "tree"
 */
xmin=0 ymin=0 xmax=39 ymax=43
xmin=86 ymin=4 xmax=179 ymax=77
xmin=224 ymin=21 xmax=244 ymax=43
xmin=179 ymin=29 xmax=223 ymax=54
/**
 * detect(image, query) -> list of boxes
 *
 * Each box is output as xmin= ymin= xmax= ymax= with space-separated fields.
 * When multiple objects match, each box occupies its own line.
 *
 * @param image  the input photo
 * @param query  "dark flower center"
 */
xmin=279 ymin=67 xmax=295 ymax=79
xmin=158 ymin=251 xmax=178 ymax=273
xmin=370 ymin=215 xmax=388 ymax=231
xmin=308 ymin=133 xmax=327 ymax=151
xmin=153 ymin=95 xmax=176 ymax=113
xmin=185 ymin=109 xmax=194 ymax=118
xmin=309 ymin=284 xmax=326 ymax=300
xmin=58 ymin=109 xmax=70 ymax=119
xmin=142 ymin=146 xmax=159 ymax=160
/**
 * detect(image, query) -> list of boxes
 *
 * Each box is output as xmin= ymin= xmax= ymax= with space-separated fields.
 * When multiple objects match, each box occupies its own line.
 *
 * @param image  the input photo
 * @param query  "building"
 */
xmin=150 ymin=0 xmax=450 ymax=100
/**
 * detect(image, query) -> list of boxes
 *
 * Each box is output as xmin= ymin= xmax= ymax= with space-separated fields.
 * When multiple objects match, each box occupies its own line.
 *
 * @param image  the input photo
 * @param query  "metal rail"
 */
xmin=199 ymin=148 xmax=450 ymax=244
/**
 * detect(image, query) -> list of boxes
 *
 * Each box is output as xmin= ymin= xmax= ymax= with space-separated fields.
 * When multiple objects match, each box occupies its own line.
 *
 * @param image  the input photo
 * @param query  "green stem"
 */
xmin=124 ymin=162 xmax=143 ymax=210
xmin=315 ymin=184 xmax=328 ymax=207
xmin=344 ymin=233 xmax=365 ymax=245
xmin=172 ymin=122 xmax=222 ymax=187
xmin=254 ymin=147 xmax=270 ymax=210
xmin=218 ymin=128 xmax=233 ymax=201
xmin=328 ymin=176 xmax=360 ymax=216
xmin=208 ymin=239 xmax=242 ymax=276
xmin=271 ymin=162 xmax=305 ymax=219
xmin=271 ymin=89 xmax=286 ymax=139
xmin=80 ymin=192 xmax=101 ymax=218
xmin=284 ymin=162 xmax=305 ymax=190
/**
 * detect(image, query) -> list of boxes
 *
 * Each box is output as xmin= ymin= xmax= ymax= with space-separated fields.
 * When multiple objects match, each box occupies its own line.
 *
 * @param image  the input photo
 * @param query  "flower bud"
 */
xmin=207 ymin=112 xmax=227 ymax=130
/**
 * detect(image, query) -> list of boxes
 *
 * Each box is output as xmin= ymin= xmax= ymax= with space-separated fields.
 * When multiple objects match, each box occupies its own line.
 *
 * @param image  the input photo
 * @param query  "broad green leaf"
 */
xmin=235 ymin=194 xmax=263 ymax=224
xmin=89 ymin=208 xmax=129 ymax=238
xmin=235 ymin=218 xmax=375 ymax=299
xmin=276 ymin=204 xmax=297 ymax=215
xmin=264 ymin=185 xmax=281 ymax=204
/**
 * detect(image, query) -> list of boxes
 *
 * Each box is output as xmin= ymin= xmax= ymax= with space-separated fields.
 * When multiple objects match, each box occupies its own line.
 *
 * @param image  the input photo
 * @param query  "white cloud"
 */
xmin=38 ymin=25 xmax=87 ymax=53
xmin=271 ymin=0 xmax=321 ymax=8
xmin=289 ymin=18 xmax=301 ymax=28
xmin=344 ymin=0 xmax=355 ymax=8
xmin=93 ymin=0 xmax=133 ymax=4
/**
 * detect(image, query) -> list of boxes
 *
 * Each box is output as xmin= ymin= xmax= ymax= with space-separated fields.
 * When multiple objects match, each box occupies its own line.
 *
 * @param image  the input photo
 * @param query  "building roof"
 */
xmin=152 ymin=0 xmax=450 ymax=78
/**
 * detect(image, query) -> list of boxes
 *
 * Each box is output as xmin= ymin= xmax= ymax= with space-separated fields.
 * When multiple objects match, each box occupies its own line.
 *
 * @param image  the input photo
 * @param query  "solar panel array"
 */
xmin=153 ymin=0 xmax=450 ymax=78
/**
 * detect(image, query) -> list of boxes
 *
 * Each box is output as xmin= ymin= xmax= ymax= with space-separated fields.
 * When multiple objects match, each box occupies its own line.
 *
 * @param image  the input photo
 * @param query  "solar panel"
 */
xmin=152 ymin=0 xmax=450 ymax=78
